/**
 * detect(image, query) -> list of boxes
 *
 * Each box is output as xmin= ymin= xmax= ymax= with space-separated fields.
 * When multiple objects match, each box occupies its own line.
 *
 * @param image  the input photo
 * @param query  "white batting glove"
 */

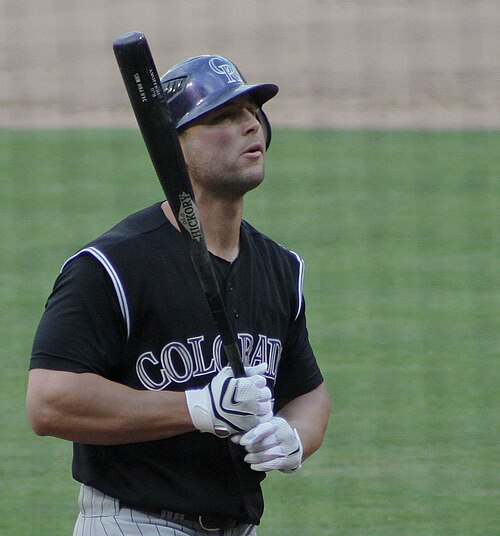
xmin=185 ymin=363 xmax=272 ymax=438
xmin=233 ymin=416 xmax=303 ymax=473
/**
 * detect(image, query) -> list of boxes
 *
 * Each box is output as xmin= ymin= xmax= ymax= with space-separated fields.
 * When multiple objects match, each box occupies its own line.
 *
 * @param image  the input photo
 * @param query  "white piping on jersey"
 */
xmin=60 ymin=245 xmax=303 ymax=336
xmin=289 ymin=250 xmax=305 ymax=321
xmin=61 ymin=246 xmax=131 ymax=338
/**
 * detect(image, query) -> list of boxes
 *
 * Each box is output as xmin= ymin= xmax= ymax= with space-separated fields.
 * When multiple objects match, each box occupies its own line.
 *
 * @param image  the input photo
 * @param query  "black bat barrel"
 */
xmin=113 ymin=32 xmax=246 ymax=378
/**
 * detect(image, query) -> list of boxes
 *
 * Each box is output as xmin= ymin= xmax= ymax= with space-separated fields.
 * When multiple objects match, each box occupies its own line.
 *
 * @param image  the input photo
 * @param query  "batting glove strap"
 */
xmin=185 ymin=364 xmax=273 ymax=438
xmin=238 ymin=416 xmax=304 ymax=473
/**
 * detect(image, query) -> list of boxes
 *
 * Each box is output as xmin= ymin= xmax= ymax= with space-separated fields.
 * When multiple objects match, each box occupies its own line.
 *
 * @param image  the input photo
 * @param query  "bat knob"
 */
xmin=113 ymin=31 xmax=146 ymax=50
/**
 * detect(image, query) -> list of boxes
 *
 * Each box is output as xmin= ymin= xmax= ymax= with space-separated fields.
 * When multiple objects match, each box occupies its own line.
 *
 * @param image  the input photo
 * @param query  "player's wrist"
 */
xmin=237 ymin=416 xmax=304 ymax=473
xmin=279 ymin=427 xmax=303 ymax=473
xmin=185 ymin=387 xmax=230 ymax=437
xmin=185 ymin=365 xmax=273 ymax=438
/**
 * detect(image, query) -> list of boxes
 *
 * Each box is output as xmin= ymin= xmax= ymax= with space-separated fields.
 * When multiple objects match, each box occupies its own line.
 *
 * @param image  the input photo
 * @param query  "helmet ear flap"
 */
xmin=256 ymin=109 xmax=272 ymax=149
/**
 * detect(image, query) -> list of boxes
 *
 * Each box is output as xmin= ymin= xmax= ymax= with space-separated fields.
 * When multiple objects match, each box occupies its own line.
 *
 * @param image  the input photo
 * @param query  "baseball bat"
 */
xmin=113 ymin=31 xmax=246 ymax=378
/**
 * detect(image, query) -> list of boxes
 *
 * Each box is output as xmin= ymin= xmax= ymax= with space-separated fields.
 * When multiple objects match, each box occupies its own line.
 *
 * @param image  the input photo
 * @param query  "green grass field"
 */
xmin=1 ymin=128 xmax=498 ymax=535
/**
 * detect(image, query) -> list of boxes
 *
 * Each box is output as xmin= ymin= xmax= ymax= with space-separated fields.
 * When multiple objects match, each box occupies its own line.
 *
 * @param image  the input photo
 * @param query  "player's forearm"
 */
xmin=276 ymin=382 xmax=330 ymax=461
xmin=27 ymin=369 xmax=195 ymax=445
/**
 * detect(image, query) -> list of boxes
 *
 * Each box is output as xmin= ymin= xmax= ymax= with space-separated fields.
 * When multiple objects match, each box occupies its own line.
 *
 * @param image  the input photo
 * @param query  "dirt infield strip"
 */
xmin=1 ymin=0 xmax=499 ymax=129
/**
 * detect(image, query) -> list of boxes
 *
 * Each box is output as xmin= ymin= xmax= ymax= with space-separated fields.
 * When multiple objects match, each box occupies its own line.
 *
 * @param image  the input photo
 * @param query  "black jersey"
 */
xmin=31 ymin=202 xmax=323 ymax=524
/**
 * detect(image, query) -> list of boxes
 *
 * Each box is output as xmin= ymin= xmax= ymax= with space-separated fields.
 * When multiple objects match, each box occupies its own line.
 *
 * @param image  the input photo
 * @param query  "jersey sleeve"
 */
xmin=30 ymin=253 xmax=127 ymax=375
xmin=273 ymin=252 xmax=324 ymax=406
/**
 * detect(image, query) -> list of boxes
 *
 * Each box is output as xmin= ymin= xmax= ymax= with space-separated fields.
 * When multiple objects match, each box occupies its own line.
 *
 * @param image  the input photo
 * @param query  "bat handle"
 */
xmin=203 ymin=292 xmax=247 ymax=378
xmin=224 ymin=344 xmax=247 ymax=378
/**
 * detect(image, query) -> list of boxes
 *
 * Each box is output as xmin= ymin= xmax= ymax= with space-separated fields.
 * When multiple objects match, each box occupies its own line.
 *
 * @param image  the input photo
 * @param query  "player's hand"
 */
xmin=185 ymin=363 xmax=272 ymax=437
xmin=232 ymin=416 xmax=303 ymax=473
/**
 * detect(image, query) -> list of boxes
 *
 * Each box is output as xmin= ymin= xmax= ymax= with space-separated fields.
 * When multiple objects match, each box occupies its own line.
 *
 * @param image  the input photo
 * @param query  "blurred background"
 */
xmin=1 ymin=1 xmax=499 ymax=534
xmin=2 ymin=0 xmax=499 ymax=129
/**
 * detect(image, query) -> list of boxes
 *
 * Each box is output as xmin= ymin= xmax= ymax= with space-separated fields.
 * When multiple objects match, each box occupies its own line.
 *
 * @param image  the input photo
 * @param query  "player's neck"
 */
xmin=199 ymin=199 xmax=242 ymax=263
xmin=160 ymin=199 xmax=242 ymax=263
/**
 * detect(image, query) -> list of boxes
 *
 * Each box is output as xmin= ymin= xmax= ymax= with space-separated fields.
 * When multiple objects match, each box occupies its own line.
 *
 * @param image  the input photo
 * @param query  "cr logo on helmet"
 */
xmin=208 ymin=57 xmax=242 ymax=84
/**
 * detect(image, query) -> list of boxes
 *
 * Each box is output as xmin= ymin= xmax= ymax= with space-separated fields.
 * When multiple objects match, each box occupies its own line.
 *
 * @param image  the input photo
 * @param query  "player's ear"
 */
xmin=176 ymin=129 xmax=188 ymax=152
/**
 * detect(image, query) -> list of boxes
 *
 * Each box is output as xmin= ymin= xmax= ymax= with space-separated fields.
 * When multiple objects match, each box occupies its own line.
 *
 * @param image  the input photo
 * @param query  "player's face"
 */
xmin=178 ymin=96 xmax=267 ymax=199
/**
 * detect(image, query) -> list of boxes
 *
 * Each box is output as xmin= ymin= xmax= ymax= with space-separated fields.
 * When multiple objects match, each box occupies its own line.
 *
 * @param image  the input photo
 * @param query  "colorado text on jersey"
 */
xmin=136 ymin=333 xmax=281 ymax=390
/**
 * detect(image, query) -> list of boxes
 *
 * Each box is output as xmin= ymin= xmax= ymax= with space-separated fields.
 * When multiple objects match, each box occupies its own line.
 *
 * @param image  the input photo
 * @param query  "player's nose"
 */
xmin=241 ymin=108 xmax=260 ymax=135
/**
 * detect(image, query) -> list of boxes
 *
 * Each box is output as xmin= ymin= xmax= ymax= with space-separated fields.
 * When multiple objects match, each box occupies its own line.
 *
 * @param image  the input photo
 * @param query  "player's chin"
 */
xmin=223 ymin=172 xmax=264 ymax=198
xmin=244 ymin=158 xmax=265 ymax=179
xmin=241 ymin=168 xmax=265 ymax=193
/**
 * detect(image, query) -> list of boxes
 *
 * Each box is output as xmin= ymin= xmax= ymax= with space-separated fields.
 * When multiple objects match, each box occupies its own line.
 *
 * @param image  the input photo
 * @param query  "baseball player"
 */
xmin=27 ymin=54 xmax=330 ymax=535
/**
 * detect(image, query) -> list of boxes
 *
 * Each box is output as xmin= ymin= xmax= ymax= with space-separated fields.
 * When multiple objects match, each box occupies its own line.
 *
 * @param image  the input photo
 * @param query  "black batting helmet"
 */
xmin=160 ymin=55 xmax=279 ymax=148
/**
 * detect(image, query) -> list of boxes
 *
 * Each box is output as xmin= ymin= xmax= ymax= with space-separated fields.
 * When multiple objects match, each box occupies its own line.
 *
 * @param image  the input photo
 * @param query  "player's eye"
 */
xmin=247 ymin=106 xmax=258 ymax=117
xmin=209 ymin=102 xmax=257 ymax=124
xmin=213 ymin=111 xmax=232 ymax=122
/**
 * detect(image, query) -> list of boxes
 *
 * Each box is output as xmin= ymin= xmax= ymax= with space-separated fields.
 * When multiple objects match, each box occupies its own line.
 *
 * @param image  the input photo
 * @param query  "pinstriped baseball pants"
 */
xmin=72 ymin=485 xmax=257 ymax=536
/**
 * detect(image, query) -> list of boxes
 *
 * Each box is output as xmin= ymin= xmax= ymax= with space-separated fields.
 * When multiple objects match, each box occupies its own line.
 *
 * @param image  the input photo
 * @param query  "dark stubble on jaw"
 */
xmin=187 ymin=160 xmax=266 ymax=200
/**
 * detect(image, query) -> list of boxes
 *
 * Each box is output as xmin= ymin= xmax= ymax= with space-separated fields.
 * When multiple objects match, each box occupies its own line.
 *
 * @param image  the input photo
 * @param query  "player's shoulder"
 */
xmin=61 ymin=202 xmax=171 ymax=272
xmin=87 ymin=202 xmax=171 ymax=252
xmin=100 ymin=202 xmax=167 ymax=241
xmin=241 ymin=220 xmax=305 ymax=270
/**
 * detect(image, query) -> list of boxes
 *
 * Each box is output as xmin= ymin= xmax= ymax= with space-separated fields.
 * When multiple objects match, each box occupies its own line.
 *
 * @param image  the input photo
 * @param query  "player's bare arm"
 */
xmin=276 ymin=382 xmax=330 ymax=461
xmin=233 ymin=383 xmax=330 ymax=473
xmin=27 ymin=369 xmax=195 ymax=445
xmin=27 ymin=364 xmax=272 ymax=445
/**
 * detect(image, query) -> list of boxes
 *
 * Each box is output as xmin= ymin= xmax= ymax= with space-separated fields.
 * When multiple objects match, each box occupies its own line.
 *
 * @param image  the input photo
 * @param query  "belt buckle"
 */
xmin=198 ymin=514 xmax=235 ymax=531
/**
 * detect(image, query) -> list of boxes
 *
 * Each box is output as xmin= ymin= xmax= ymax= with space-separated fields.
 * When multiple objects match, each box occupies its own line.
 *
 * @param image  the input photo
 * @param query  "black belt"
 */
xmin=121 ymin=503 xmax=239 ymax=531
